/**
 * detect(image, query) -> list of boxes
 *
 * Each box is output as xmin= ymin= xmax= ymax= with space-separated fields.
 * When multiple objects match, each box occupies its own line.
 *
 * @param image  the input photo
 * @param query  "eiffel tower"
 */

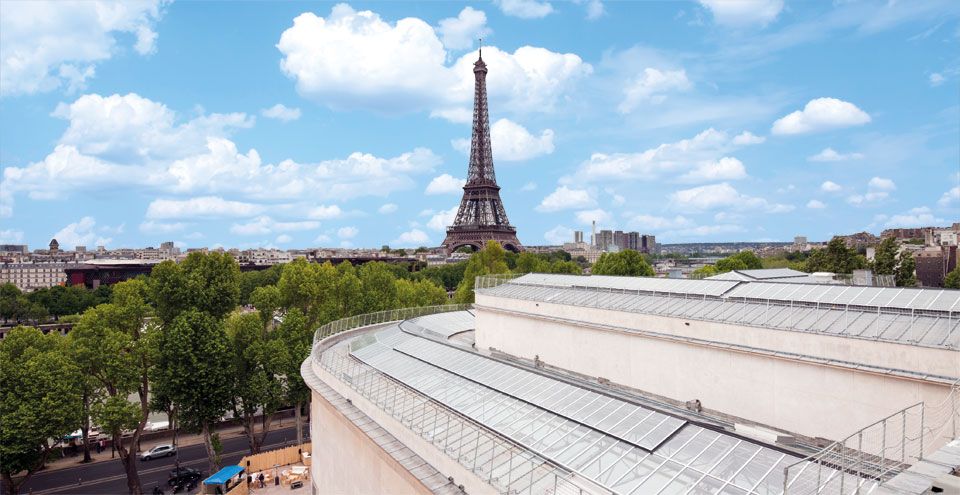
xmin=442 ymin=49 xmax=522 ymax=254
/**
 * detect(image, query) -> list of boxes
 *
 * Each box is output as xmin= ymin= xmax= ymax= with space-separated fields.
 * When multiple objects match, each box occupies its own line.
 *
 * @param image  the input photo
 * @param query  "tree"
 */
xmin=0 ymin=283 xmax=22 ymax=321
xmin=273 ymin=309 xmax=313 ymax=445
xmin=715 ymin=257 xmax=749 ymax=273
xmin=334 ymin=263 xmax=364 ymax=318
xmin=359 ymin=262 xmax=399 ymax=312
xmin=945 ymin=266 xmax=960 ymax=289
xmin=591 ymin=250 xmax=655 ymax=277
xmin=250 ymin=285 xmax=281 ymax=329
xmin=804 ymin=238 xmax=867 ymax=274
xmin=226 ymin=312 xmax=288 ymax=454
xmin=873 ymin=237 xmax=898 ymax=275
xmin=0 ymin=327 xmax=83 ymax=494
xmin=150 ymin=252 xmax=241 ymax=324
xmin=155 ymin=310 xmax=234 ymax=474
xmin=69 ymin=279 xmax=154 ymax=495
xmin=729 ymin=251 xmax=762 ymax=270
xmin=515 ymin=252 xmax=550 ymax=274
xmin=895 ymin=251 xmax=917 ymax=287
xmin=454 ymin=241 xmax=510 ymax=303
xmin=396 ymin=279 xmax=448 ymax=308
xmin=548 ymin=260 xmax=582 ymax=274
xmin=239 ymin=265 xmax=282 ymax=305
xmin=691 ymin=265 xmax=719 ymax=278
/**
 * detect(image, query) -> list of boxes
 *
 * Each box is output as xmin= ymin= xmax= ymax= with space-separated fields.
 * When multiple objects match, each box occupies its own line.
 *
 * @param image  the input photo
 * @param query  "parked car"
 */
xmin=139 ymin=444 xmax=176 ymax=461
xmin=167 ymin=467 xmax=202 ymax=487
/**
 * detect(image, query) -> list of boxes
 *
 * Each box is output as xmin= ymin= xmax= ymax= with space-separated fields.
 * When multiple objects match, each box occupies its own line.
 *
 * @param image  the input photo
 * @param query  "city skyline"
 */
xmin=2 ymin=0 xmax=959 ymax=250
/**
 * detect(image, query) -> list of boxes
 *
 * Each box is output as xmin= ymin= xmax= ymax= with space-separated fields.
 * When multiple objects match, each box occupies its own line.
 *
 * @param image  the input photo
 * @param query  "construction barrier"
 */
xmin=239 ymin=443 xmax=312 ymax=474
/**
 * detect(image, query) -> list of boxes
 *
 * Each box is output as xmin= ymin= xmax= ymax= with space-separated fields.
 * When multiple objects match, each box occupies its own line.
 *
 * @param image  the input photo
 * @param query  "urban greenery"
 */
xmin=453 ymin=241 xmax=585 ymax=303
xmin=591 ymin=250 xmax=655 ymax=277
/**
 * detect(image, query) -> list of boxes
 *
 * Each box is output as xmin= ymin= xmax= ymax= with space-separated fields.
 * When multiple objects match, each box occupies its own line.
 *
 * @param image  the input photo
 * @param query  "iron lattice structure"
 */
xmin=442 ymin=52 xmax=522 ymax=254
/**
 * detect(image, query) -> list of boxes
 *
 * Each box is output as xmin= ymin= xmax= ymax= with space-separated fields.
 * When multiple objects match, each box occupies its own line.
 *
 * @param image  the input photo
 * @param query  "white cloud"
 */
xmin=392 ymin=229 xmax=431 ymax=246
xmin=53 ymin=216 xmax=111 ymax=249
xmin=378 ymin=203 xmax=398 ymax=214
xmin=884 ymin=206 xmax=944 ymax=228
xmin=520 ymin=182 xmax=537 ymax=192
xmin=437 ymin=7 xmax=490 ymax=50
xmin=147 ymin=197 xmax=264 ymax=220
xmin=313 ymin=233 xmax=332 ymax=244
xmin=0 ymin=229 xmax=24 ymax=243
xmin=678 ymin=157 xmax=747 ymax=183
xmin=0 ymin=1 xmax=165 ymax=96
xmin=139 ymin=221 xmax=187 ymax=234
xmin=495 ymin=0 xmax=554 ymax=19
xmin=847 ymin=177 xmax=895 ymax=206
xmin=820 ymin=180 xmax=842 ymax=193
xmin=664 ymin=224 xmax=746 ymax=238
xmin=584 ymin=0 xmax=605 ymax=20
xmin=427 ymin=206 xmax=459 ymax=231
xmin=425 ymin=174 xmax=466 ymax=195
xmin=806 ymin=199 xmax=827 ymax=209
xmin=574 ymin=209 xmax=611 ymax=225
xmin=537 ymin=186 xmax=594 ymax=212
xmin=929 ymin=73 xmax=945 ymax=87
xmin=275 ymin=234 xmax=293 ymax=244
xmin=698 ymin=0 xmax=783 ymax=27
xmin=732 ymin=131 xmax=765 ymax=145
xmin=307 ymin=205 xmax=342 ymax=220
xmin=808 ymin=147 xmax=864 ymax=162
xmin=937 ymin=186 xmax=959 ymax=207
xmin=261 ymin=103 xmax=302 ymax=122
xmin=338 ymin=226 xmax=359 ymax=239
xmin=771 ymin=97 xmax=871 ymax=135
xmin=230 ymin=216 xmax=320 ymax=236
xmin=670 ymin=183 xmax=792 ymax=213
xmin=452 ymin=118 xmax=554 ymax=161
xmin=619 ymin=68 xmax=692 ymax=113
xmin=544 ymin=225 xmax=574 ymax=244
xmin=628 ymin=214 xmax=693 ymax=230
xmin=277 ymin=5 xmax=588 ymax=117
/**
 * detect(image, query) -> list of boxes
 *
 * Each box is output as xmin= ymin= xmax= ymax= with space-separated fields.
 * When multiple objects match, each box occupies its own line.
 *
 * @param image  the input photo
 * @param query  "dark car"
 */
xmin=167 ymin=467 xmax=202 ymax=487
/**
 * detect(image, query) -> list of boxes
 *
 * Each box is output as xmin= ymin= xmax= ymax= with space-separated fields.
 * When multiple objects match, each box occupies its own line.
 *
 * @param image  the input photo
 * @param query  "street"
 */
xmin=20 ymin=426 xmax=299 ymax=495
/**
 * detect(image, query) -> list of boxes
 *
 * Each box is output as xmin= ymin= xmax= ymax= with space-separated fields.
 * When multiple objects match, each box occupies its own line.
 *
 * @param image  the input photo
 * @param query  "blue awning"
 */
xmin=203 ymin=465 xmax=245 ymax=485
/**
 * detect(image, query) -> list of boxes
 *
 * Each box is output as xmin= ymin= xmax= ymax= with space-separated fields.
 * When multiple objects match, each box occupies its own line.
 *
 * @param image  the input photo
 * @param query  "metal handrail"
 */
xmin=312 ymin=304 xmax=472 ymax=348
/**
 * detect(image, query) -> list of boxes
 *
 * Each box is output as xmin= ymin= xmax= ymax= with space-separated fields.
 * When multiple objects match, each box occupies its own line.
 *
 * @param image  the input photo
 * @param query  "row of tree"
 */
xmin=0 ymin=253 xmax=452 ymax=495
xmin=0 ymin=284 xmax=113 ymax=325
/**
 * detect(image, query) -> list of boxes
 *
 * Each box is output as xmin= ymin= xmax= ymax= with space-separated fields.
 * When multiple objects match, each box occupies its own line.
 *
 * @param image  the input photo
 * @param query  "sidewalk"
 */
xmin=42 ymin=414 xmax=300 ymax=473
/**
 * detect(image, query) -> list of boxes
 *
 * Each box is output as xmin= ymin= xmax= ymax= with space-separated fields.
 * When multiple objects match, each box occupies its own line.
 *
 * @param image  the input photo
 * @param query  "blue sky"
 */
xmin=1 ymin=0 xmax=958 ymax=250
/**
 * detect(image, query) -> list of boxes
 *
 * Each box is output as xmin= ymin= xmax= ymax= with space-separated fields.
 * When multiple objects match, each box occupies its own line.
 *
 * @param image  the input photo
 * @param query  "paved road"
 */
xmin=20 ymin=427 xmax=300 ymax=495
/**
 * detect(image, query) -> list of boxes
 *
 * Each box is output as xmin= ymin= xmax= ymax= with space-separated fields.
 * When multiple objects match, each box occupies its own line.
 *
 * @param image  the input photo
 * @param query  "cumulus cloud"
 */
xmin=452 ymin=119 xmax=554 ymax=162
xmin=808 ymin=147 xmax=864 ymax=162
xmin=536 ymin=186 xmax=594 ymax=212
xmin=698 ymin=0 xmax=784 ymax=27
xmin=771 ymin=98 xmax=871 ymax=135
xmin=937 ymin=186 xmax=959 ymax=207
xmin=847 ymin=177 xmax=895 ymax=206
xmin=261 ymin=103 xmax=302 ymax=122
xmin=574 ymin=209 xmax=611 ymax=225
xmin=884 ymin=206 xmax=944 ymax=228
xmin=426 ymin=206 xmax=459 ymax=231
xmin=677 ymin=157 xmax=747 ymax=183
xmin=392 ymin=229 xmax=431 ymax=246
xmin=820 ymin=180 xmax=843 ymax=193
xmin=277 ymin=5 xmax=589 ymax=117
xmin=732 ymin=131 xmax=765 ymax=145
xmin=0 ymin=229 xmax=24 ymax=244
xmin=230 ymin=216 xmax=320 ymax=235
xmin=437 ymin=7 xmax=490 ymax=50
xmin=337 ymin=226 xmax=359 ymax=239
xmin=1 ymin=92 xmax=443 ymax=217
xmin=663 ymin=224 xmax=746 ymax=238
xmin=147 ymin=197 xmax=265 ymax=220
xmin=378 ymin=203 xmax=398 ymax=214
xmin=495 ymin=0 xmax=554 ymax=19
xmin=619 ymin=68 xmax=692 ymax=113
xmin=307 ymin=205 xmax=342 ymax=219
xmin=0 ymin=1 xmax=165 ymax=96
xmin=929 ymin=73 xmax=945 ymax=87
xmin=53 ymin=216 xmax=111 ymax=249
xmin=544 ymin=225 xmax=574 ymax=244
xmin=583 ymin=0 xmax=605 ymax=20
xmin=628 ymin=214 xmax=693 ymax=230
xmin=520 ymin=182 xmax=537 ymax=192
xmin=670 ymin=183 xmax=792 ymax=213
xmin=806 ymin=199 xmax=827 ymax=209
xmin=275 ymin=234 xmax=293 ymax=244
xmin=425 ymin=174 xmax=466 ymax=195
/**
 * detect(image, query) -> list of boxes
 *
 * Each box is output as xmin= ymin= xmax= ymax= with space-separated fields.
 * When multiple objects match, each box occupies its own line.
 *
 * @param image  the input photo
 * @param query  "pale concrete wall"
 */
xmin=474 ymin=295 xmax=957 ymax=443
xmin=310 ymin=388 xmax=431 ymax=495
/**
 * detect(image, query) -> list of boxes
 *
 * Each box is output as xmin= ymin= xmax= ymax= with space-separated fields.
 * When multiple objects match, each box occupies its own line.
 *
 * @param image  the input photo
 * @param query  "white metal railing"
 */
xmin=782 ymin=379 xmax=960 ymax=494
xmin=310 ymin=304 xmax=597 ymax=495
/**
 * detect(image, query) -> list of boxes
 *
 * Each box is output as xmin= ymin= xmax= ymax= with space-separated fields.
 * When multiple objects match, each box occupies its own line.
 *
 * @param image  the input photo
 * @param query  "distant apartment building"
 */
xmin=0 ymin=262 xmax=72 ymax=291
xmin=882 ymin=227 xmax=930 ymax=240
xmin=838 ymin=231 xmax=879 ymax=250
xmin=917 ymin=245 xmax=958 ymax=287
xmin=236 ymin=248 xmax=293 ymax=265
xmin=594 ymin=229 xmax=657 ymax=254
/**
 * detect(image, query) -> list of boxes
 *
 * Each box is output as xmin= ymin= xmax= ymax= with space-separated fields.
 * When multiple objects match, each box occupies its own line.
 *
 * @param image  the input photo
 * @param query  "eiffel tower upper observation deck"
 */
xmin=441 ymin=49 xmax=522 ymax=254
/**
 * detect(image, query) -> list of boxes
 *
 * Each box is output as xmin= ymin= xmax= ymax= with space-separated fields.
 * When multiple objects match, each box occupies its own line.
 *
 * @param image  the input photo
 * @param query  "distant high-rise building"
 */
xmin=574 ymin=231 xmax=583 ymax=244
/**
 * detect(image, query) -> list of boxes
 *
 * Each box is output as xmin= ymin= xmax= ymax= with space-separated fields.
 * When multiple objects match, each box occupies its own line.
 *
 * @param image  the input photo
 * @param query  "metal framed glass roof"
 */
xmin=338 ymin=321 xmax=874 ymax=495
xmin=407 ymin=310 xmax=477 ymax=338
xmin=479 ymin=279 xmax=960 ymax=349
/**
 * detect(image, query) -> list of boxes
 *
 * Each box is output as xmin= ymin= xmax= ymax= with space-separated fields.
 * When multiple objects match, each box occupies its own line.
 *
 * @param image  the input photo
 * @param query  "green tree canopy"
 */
xmin=872 ymin=237 xmax=899 ymax=275
xmin=150 ymin=252 xmax=241 ymax=324
xmin=945 ymin=266 xmax=960 ymax=289
xmin=803 ymin=238 xmax=868 ymax=274
xmin=359 ymin=262 xmax=399 ymax=312
xmin=895 ymin=251 xmax=917 ymax=287
xmin=396 ymin=278 xmax=448 ymax=307
xmin=591 ymin=250 xmax=655 ymax=277
xmin=454 ymin=241 xmax=510 ymax=303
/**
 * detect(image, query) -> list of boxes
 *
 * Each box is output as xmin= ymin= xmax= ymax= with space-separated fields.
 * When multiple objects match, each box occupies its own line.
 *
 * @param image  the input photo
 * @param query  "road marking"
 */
xmin=29 ymin=440 xmax=294 ymax=495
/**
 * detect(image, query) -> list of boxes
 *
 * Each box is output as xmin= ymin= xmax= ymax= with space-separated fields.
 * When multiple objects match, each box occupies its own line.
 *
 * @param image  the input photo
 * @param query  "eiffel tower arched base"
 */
xmin=442 ymin=227 xmax=522 ymax=254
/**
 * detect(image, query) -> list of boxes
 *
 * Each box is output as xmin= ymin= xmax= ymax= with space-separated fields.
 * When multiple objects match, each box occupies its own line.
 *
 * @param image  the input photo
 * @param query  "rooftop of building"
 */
xmin=475 ymin=274 xmax=960 ymax=349
xmin=311 ymin=310 xmax=886 ymax=495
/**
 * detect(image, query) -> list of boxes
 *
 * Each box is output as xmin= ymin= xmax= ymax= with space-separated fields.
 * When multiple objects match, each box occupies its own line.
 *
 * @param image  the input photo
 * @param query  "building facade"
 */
xmin=0 ymin=262 xmax=72 ymax=291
